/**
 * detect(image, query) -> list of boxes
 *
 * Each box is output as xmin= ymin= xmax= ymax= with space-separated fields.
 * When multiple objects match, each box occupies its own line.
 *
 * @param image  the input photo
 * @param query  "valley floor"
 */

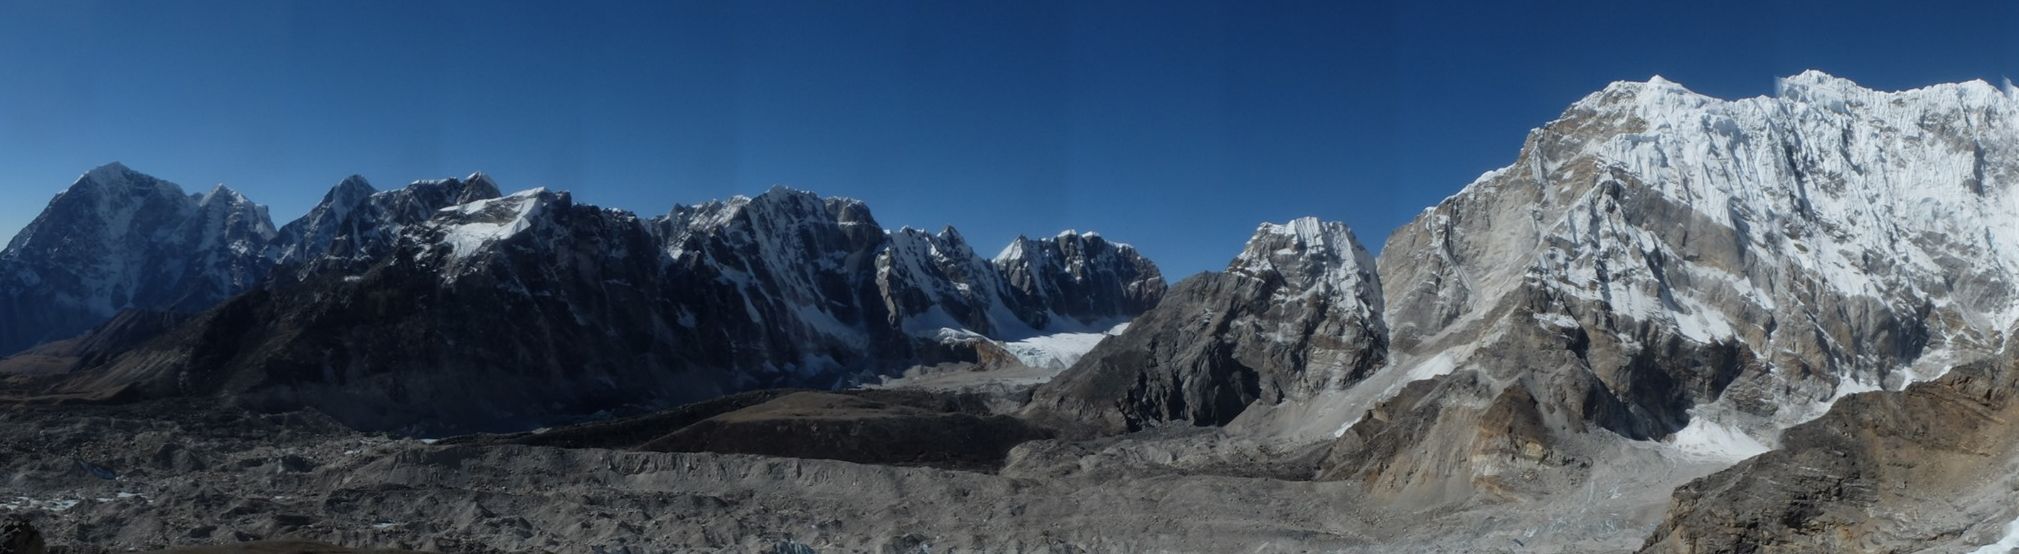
xmin=3 ymin=397 xmax=1738 ymax=553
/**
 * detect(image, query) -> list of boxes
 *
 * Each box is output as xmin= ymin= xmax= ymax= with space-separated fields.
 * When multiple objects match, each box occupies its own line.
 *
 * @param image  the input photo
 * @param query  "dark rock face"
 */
xmin=652 ymin=188 xmax=1166 ymax=380
xmin=45 ymin=185 xmax=1161 ymax=434
xmin=1374 ymin=73 xmax=2019 ymax=447
xmin=654 ymin=188 xmax=906 ymax=379
xmin=1288 ymin=73 xmax=2019 ymax=515
xmin=0 ymin=168 xmax=501 ymax=360
xmin=1639 ymin=335 xmax=2019 ymax=553
xmin=1026 ymin=218 xmax=1383 ymax=436
xmin=0 ymin=163 xmax=276 ymax=355
xmin=877 ymin=227 xmax=1024 ymax=337
xmin=0 ymin=517 xmax=44 ymax=554
xmin=269 ymin=174 xmax=502 ymax=278
xmin=993 ymin=232 xmax=1165 ymax=332
xmin=1313 ymin=369 xmax=1583 ymax=507
xmin=66 ymin=190 xmax=685 ymax=433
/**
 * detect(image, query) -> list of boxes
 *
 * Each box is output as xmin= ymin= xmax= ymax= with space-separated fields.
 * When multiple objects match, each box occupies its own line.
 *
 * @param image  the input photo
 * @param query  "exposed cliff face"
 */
xmin=1641 ymin=330 xmax=2019 ymax=553
xmin=0 ymin=167 xmax=504 ymax=359
xmin=1227 ymin=72 xmax=2019 ymax=532
xmin=993 ymin=232 xmax=1166 ymax=332
xmin=0 ymin=163 xmax=276 ymax=356
xmin=652 ymin=187 xmax=1168 ymax=377
xmin=1377 ymin=72 xmax=2019 ymax=441
xmin=270 ymin=174 xmax=502 ymax=277
xmin=1027 ymin=217 xmax=1384 ymax=437
xmin=986 ymin=72 xmax=2019 ymax=537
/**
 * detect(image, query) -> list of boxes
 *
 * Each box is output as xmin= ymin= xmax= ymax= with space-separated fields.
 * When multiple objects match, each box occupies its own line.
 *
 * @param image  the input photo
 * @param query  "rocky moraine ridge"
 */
xmin=7 ymin=71 xmax=2019 ymax=552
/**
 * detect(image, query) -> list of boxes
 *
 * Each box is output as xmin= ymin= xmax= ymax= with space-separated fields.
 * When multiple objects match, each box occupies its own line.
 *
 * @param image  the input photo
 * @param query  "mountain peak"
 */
xmin=747 ymin=185 xmax=816 ymax=205
xmin=198 ymin=183 xmax=251 ymax=205
xmin=699 ymin=186 xmax=877 ymax=232
xmin=70 ymin=161 xmax=178 ymax=196
xmin=458 ymin=173 xmax=503 ymax=204
xmin=463 ymin=171 xmax=498 ymax=190
xmin=82 ymin=161 xmax=132 ymax=182
xmin=1241 ymin=217 xmax=1362 ymax=257
xmin=1779 ymin=69 xmax=1860 ymax=89
xmin=1054 ymin=229 xmax=1106 ymax=242
xmin=745 ymin=185 xmax=869 ymax=213
xmin=1232 ymin=217 xmax=1381 ymax=312
xmin=327 ymin=175 xmax=376 ymax=205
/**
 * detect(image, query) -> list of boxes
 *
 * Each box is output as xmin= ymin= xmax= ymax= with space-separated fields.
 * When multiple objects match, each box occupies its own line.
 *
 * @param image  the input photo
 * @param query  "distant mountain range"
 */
xmin=0 ymin=166 xmax=1162 ymax=432
xmin=9 ymin=71 xmax=2019 ymax=551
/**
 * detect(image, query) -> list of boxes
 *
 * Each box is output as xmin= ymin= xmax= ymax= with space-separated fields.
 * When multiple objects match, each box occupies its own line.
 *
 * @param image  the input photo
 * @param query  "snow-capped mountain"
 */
xmin=0 ymin=163 xmax=277 ymax=355
xmin=1374 ymin=70 xmax=2019 ymax=433
xmin=15 ymin=71 xmax=2019 ymax=552
xmin=1013 ymin=71 xmax=2019 ymax=523
xmin=1298 ymin=71 xmax=2019 ymax=507
xmin=993 ymin=231 xmax=1166 ymax=333
xmin=653 ymin=187 xmax=1164 ymax=377
xmin=270 ymin=173 xmax=502 ymax=278
xmin=1029 ymin=217 xmax=1384 ymax=436
xmin=47 ymin=183 xmax=1164 ymax=433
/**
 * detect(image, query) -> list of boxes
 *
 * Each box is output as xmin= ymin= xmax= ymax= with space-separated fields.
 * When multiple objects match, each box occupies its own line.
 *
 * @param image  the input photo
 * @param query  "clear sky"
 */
xmin=1 ymin=1 xmax=2015 ymax=276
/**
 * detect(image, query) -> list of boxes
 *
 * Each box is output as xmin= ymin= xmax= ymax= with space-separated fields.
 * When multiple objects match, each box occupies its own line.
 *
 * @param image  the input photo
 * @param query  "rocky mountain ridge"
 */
xmin=1017 ymin=70 xmax=2019 ymax=550
xmin=1028 ymin=217 xmax=1385 ymax=437
xmin=2 ymin=170 xmax=1164 ymax=433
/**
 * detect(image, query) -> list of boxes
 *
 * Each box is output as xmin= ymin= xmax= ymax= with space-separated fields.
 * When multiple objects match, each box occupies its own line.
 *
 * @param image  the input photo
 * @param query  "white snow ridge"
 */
xmin=436 ymin=188 xmax=550 ymax=261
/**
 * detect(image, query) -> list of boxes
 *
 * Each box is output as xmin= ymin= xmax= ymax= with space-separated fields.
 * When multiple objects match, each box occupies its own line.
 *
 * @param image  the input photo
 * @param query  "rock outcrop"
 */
xmin=1027 ymin=217 xmax=1383 ymax=436
xmin=1640 ymin=331 xmax=2019 ymax=553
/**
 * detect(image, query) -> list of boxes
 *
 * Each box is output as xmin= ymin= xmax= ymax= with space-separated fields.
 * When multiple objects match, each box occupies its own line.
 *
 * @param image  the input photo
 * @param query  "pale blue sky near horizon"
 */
xmin=1 ymin=0 xmax=2015 ymax=276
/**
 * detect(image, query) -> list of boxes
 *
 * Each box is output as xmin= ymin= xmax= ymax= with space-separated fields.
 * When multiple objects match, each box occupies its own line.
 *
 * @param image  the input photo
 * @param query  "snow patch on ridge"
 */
xmin=437 ymin=188 xmax=549 ymax=260
xmin=1664 ymin=414 xmax=1771 ymax=463
xmin=1001 ymin=322 xmax=1130 ymax=370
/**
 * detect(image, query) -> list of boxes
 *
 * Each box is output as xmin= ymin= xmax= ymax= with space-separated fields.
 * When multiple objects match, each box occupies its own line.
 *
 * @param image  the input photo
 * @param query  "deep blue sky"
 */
xmin=1 ymin=1 xmax=2015 ymax=276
